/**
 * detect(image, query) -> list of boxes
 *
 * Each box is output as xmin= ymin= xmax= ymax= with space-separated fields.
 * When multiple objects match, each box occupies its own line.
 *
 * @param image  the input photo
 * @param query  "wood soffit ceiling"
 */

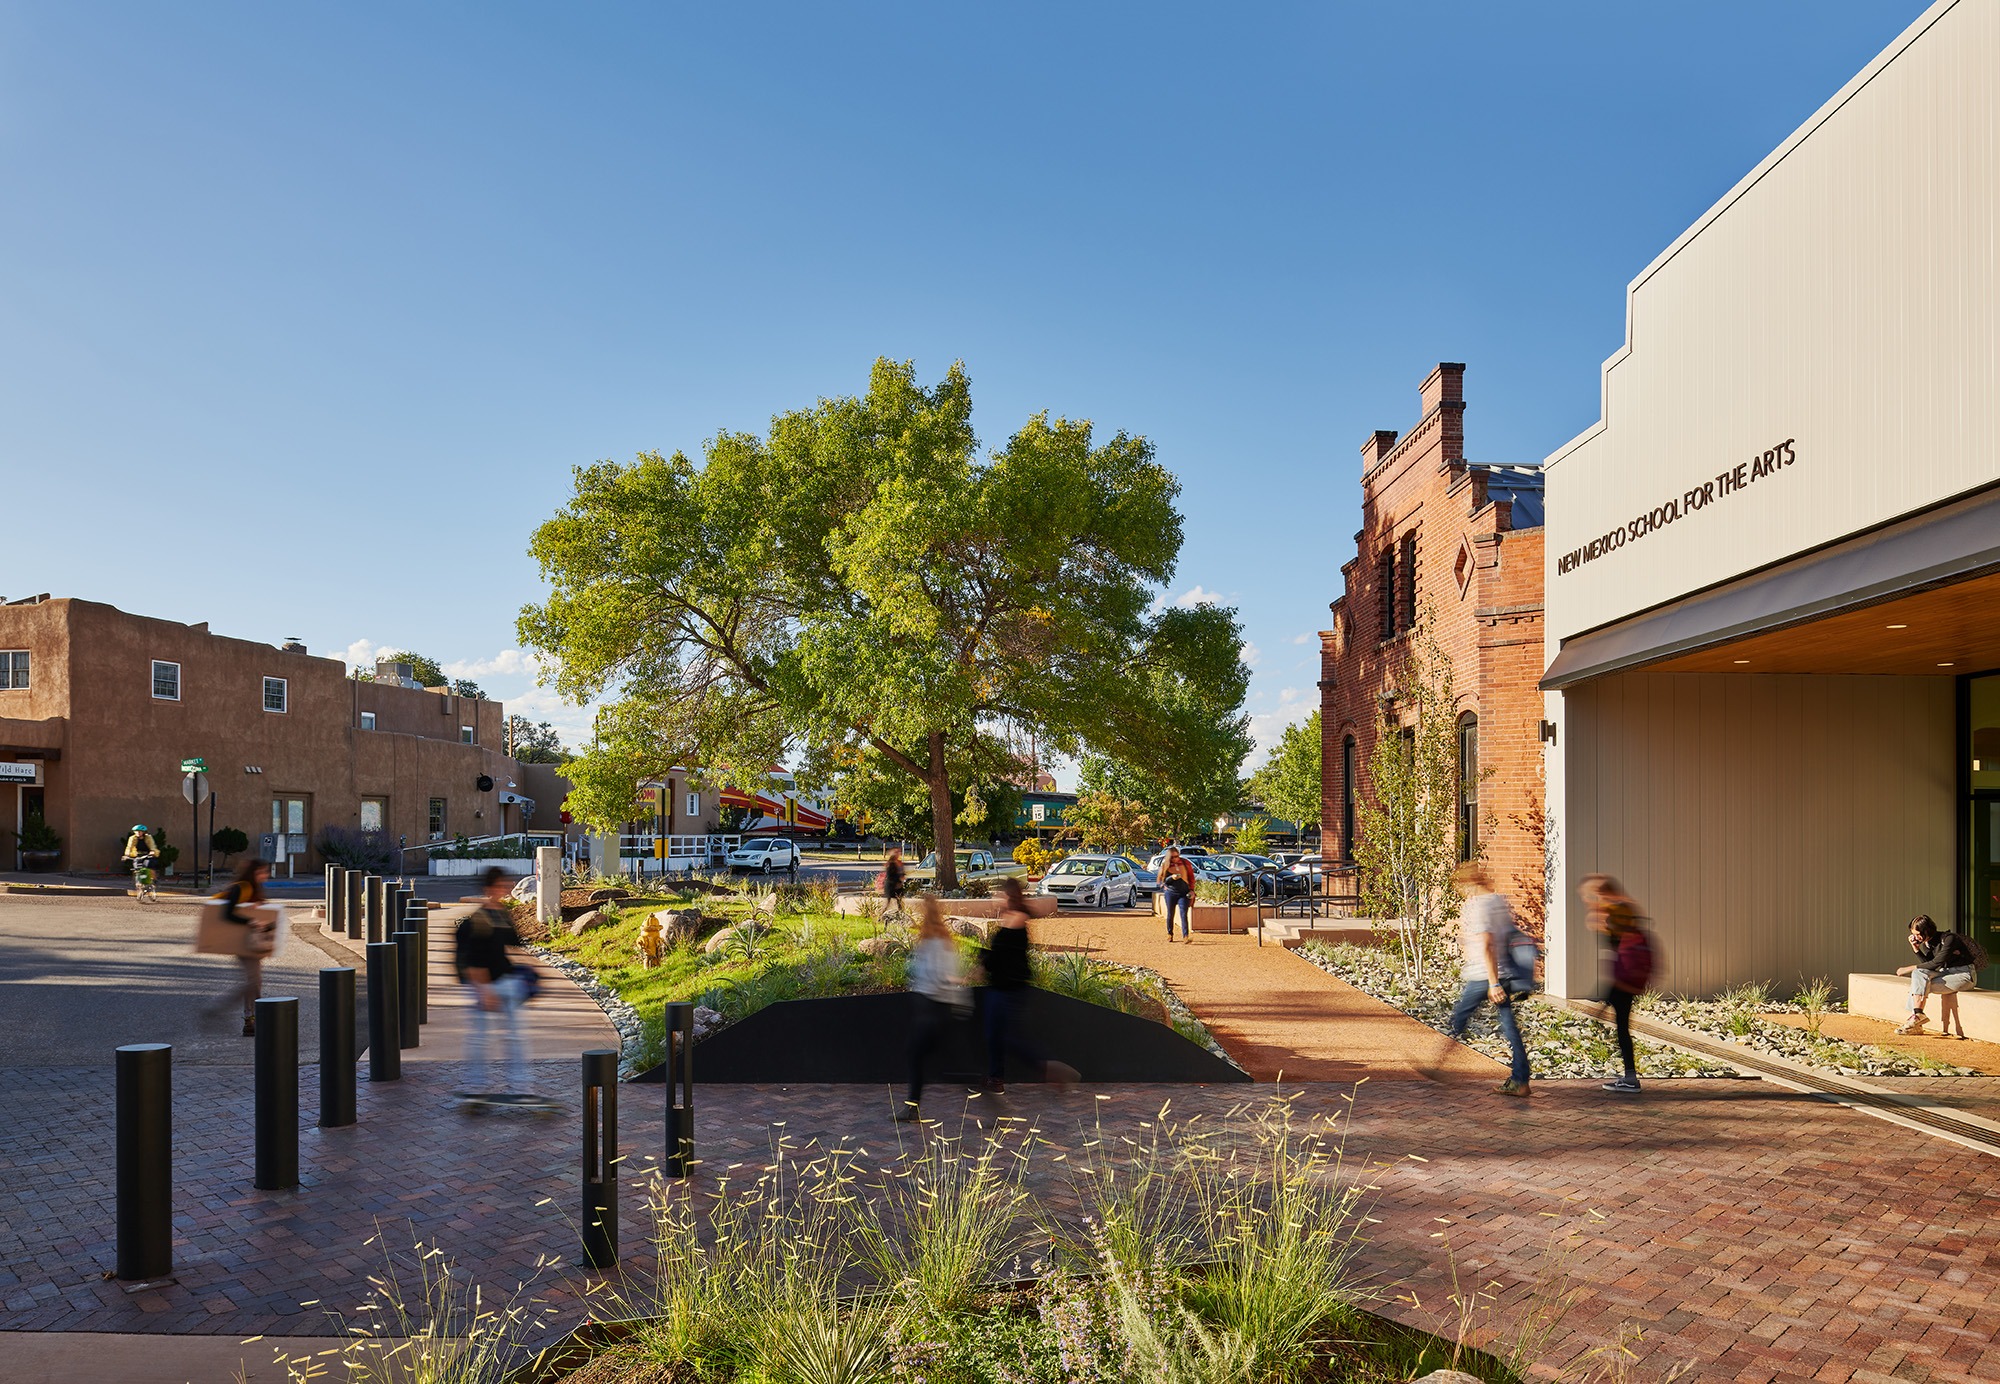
xmin=1649 ymin=569 xmax=2000 ymax=676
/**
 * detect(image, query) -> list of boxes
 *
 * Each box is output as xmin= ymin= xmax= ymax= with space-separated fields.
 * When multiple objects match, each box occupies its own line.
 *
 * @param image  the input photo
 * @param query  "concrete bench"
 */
xmin=1849 ymin=972 xmax=2000 ymax=1042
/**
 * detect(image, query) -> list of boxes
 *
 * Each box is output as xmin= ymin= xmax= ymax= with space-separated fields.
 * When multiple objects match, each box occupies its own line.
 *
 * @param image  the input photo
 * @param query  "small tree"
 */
xmin=1352 ymin=612 xmax=1464 ymax=980
xmin=1246 ymin=710 xmax=1322 ymax=838
xmin=1507 ymin=788 xmax=1557 ymax=939
xmin=1063 ymin=790 xmax=1157 ymax=853
xmin=210 ymin=826 xmax=249 ymax=869
xmin=1232 ymin=815 xmax=1270 ymax=856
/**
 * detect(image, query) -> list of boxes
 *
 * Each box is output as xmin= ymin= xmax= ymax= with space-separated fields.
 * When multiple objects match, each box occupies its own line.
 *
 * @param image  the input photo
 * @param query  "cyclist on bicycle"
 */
xmin=124 ymin=824 xmax=159 ymax=868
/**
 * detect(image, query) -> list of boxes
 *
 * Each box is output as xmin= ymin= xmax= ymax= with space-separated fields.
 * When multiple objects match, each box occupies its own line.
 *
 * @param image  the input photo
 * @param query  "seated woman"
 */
xmin=1895 ymin=914 xmax=1978 ymax=1037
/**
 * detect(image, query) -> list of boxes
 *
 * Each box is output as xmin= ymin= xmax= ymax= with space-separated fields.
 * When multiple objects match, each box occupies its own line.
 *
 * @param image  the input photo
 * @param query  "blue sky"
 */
xmin=0 ymin=2 xmax=1926 ymax=781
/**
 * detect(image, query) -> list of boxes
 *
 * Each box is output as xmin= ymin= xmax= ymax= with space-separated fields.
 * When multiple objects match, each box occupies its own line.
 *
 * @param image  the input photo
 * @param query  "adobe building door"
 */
xmin=271 ymin=794 xmax=310 ymax=863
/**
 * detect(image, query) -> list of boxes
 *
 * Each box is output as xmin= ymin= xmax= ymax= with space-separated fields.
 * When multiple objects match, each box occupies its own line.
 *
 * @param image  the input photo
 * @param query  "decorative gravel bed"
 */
xmin=1641 ymin=992 xmax=1976 ymax=1077
xmin=1297 ymin=942 xmax=1737 ymax=1080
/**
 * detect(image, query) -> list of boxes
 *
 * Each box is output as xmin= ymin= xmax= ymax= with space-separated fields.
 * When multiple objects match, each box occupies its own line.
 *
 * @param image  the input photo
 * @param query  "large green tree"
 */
xmin=1074 ymin=663 xmax=1253 ymax=843
xmin=1246 ymin=709 xmax=1322 ymax=835
xmin=519 ymin=359 xmax=1246 ymax=889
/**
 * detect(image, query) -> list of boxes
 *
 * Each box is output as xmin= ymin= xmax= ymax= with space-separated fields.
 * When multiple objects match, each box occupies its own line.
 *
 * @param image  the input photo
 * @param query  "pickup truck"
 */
xmin=901 ymin=849 xmax=1028 ymax=888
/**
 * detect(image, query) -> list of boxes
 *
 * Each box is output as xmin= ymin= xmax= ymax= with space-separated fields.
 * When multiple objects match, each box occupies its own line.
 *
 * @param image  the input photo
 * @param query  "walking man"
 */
xmin=455 ymin=867 xmax=532 ymax=1100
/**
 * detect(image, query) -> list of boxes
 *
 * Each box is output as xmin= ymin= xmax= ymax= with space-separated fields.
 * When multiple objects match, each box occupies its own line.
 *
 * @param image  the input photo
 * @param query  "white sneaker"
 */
xmin=1894 ymin=1014 xmax=1929 ymax=1035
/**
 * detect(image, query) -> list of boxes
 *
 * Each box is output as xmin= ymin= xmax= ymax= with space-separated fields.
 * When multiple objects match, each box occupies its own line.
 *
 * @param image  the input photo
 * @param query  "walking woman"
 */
xmin=898 ymin=894 xmax=965 ymax=1121
xmin=980 ymin=877 xmax=1079 ymax=1095
xmin=209 ymin=858 xmax=276 ymax=1036
xmin=1445 ymin=862 xmax=1532 ymax=1096
xmin=881 ymin=846 xmax=907 ymax=924
xmin=1159 ymin=847 xmax=1196 ymax=942
xmin=1583 ymin=874 xmax=1654 ymax=1093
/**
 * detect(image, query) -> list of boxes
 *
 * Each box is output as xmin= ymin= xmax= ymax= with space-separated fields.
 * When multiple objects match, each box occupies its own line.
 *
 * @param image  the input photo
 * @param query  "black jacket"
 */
xmin=1916 ymin=931 xmax=1977 ymax=973
xmin=984 ymin=922 xmax=1031 ymax=991
xmin=455 ymin=904 xmax=520 ymax=982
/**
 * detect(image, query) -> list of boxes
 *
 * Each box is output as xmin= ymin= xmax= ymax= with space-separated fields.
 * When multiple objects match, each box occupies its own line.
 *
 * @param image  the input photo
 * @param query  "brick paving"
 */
xmin=6 ymin=1061 xmax=2000 ymax=1381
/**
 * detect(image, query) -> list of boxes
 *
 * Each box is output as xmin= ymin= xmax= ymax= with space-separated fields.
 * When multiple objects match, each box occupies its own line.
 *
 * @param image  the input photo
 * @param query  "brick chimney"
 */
xmin=1420 ymin=362 xmax=1465 ymax=416
xmin=1359 ymin=429 xmax=1399 ymax=468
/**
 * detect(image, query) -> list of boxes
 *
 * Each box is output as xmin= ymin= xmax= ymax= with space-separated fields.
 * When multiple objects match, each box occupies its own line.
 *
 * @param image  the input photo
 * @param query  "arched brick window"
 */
xmin=1456 ymin=712 xmax=1479 ymax=863
xmin=1341 ymin=734 xmax=1357 ymax=861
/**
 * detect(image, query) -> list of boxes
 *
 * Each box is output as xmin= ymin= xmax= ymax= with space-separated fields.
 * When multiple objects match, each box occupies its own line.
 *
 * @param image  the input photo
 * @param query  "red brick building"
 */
xmin=1319 ymin=364 xmax=1547 ymax=921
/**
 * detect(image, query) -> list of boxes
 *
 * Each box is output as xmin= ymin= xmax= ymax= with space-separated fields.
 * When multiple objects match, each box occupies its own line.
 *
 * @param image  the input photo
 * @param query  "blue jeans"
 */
xmin=1163 ymin=889 xmax=1192 ymax=938
xmin=468 ymin=972 xmax=530 ymax=1094
xmin=1449 ymin=979 xmax=1530 ymax=1086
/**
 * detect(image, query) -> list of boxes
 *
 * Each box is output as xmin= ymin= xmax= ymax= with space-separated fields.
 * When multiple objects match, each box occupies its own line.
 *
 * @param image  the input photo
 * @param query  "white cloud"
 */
xmin=341 ymin=638 xmax=384 ymax=673
xmin=1290 ymin=631 xmax=1314 ymax=645
xmin=1240 ymin=640 xmax=1261 ymax=668
xmin=443 ymin=648 xmax=547 ymax=681
xmin=1245 ymin=687 xmax=1315 ymax=764
xmin=1174 ymin=585 xmax=1223 ymax=608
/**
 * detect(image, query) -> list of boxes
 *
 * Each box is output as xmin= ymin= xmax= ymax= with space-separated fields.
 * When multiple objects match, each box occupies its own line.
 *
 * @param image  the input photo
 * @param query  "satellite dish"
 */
xmin=476 ymin=774 xmax=495 ymax=792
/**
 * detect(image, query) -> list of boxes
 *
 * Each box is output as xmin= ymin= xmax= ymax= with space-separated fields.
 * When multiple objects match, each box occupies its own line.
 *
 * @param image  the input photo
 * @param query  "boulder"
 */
xmin=948 ymin=917 xmax=989 ymax=941
xmin=1411 ymin=1373 xmax=1482 ymax=1384
xmin=655 ymin=908 xmax=704 ymax=944
xmin=691 ymin=1005 xmax=726 ymax=1039
xmin=567 ymin=909 xmax=606 ymax=937
xmin=855 ymin=935 xmax=905 ymax=959
xmin=704 ymin=923 xmax=759 ymax=955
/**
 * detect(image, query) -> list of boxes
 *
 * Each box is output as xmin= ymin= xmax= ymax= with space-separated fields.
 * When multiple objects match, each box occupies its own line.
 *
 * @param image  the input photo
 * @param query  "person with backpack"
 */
xmin=1585 ymin=874 xmax=1654 ymax=1093
xmin=455 ymin=867 xmax=534 ymax=1100
xmin=1445 ymin=862 xmax=1533 ymax=1097
xmin=1895 ymin=914 xmax=1982 ymax=1037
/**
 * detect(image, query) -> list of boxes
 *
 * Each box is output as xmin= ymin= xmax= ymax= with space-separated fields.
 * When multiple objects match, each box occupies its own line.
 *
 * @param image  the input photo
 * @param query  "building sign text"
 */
xmin=1557 ymin=438 xmax=1798 ymax=577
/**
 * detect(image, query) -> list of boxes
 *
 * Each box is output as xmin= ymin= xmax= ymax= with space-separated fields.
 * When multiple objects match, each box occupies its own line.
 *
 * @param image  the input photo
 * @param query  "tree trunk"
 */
xmin=927 ymin=730 xmax=958 ymax=892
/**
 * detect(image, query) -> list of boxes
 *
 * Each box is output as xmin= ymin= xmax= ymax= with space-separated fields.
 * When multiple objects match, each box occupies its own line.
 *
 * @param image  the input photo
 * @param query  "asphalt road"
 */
xmin=0 ymin=893 xmax=355 ymax=1067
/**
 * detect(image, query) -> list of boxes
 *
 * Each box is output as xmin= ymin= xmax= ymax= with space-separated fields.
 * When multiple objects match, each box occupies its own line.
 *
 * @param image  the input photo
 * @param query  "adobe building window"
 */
xmin=359 ymin=797 xmax=386 ymax=832
xmin=263 ymin=677 xmax=288 ymax=713
xmin=686 ymin=791 xmax=701 ymax=817
xmin=1340 ymin=734 xmax=1357 ymax=861
xmin=428 ymin=797 xmax=447 ymax=840
xmin=1 ymin=650 xmax=28 ymax=689
xmin=1378 ymin=551 xmax=1397 ymax=639
xmin=460 ymin=725 xmax=475 ymax=744
xmin=1456 ymin=712 xmax=1479 ymax=863
xmin=152 ymin=661 xmax=181 ymax=701
xmin=360 ymin=711 xmax=377 ymax=731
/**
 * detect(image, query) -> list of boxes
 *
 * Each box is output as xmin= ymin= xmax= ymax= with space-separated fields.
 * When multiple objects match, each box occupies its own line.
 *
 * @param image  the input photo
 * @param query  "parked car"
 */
xmin=1205 ymin=853 xmax=1307 ymax=898
xmin=1112 ymin=853 xmax=1159 ymax=897
xmin=903 ymin=848 xmax=1028 ymax=888
xmin=726 ymin=838 xmax=799 ymax=873
xmin=1144 ymin=844 xmax=1212 ymax=874
xmin=1036 ymin=854 xmax=1141 ymax=909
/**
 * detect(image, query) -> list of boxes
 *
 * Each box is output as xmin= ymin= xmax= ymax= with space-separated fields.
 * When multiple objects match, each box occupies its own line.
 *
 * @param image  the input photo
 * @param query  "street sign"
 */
xmin=180 ymin=757 xmax=208 ymax=774
xmin=182 ymin=771 xmax=210 ymax=805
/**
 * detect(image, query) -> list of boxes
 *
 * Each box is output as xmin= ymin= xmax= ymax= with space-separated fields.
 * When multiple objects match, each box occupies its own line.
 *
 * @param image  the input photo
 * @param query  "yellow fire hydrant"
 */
xmin=637 ymin=915 xmax=667 ymax=968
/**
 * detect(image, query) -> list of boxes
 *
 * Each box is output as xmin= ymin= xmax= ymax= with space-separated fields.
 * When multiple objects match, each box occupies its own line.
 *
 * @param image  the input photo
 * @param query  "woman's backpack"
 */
xmin=1498 ymin=927 xmax=1541 ymax=995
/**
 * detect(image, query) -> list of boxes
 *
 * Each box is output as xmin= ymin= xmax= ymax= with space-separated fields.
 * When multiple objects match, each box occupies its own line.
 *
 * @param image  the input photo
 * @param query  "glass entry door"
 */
xmin=271 ymin=796 xmax=310 ymax=863
xmin=1967 ymin=673 xmax=2000 ymax=988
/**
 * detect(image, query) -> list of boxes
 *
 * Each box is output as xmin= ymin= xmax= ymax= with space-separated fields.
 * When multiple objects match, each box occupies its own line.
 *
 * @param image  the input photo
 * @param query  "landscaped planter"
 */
xmin=832 ymin=893 xmax=1056 ymax=919
xmin=430 ymin=857 xmax=535 ymax=877
xmin=17 ymin=850 xmax=60 ymax=873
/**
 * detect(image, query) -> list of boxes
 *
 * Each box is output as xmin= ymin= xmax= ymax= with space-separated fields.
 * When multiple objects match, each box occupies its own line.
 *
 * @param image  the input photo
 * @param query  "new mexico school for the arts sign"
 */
xmin=1557 ymin=438 xmax=1798 ymax=579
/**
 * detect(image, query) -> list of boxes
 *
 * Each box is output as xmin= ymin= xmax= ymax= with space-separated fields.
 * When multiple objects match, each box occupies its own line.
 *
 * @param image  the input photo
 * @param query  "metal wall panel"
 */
xmin=1551 ymin=672 xmax=1953 ymax=999
xmin=1544 ymin=0 xmax=1999 ymax=643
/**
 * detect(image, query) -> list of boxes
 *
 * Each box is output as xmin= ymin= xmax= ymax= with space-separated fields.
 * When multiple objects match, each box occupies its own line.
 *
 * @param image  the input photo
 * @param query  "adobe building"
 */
xmin=0 ymin=595 xmax=531 ymax=875
xmin=1540 ymin=0 xmax=1998 ymax=999
xmin=1320 ymin=364 xmax=1548 ymax=921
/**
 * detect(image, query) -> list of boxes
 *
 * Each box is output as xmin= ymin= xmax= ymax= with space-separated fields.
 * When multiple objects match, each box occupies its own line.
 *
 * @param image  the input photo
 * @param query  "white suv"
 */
xmin=726 ymin=838 xmax=798 ymax=873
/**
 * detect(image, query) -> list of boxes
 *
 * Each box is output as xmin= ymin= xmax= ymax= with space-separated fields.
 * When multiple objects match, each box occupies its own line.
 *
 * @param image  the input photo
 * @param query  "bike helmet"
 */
xmin=131 ymin=824 xmax=149 ymax=833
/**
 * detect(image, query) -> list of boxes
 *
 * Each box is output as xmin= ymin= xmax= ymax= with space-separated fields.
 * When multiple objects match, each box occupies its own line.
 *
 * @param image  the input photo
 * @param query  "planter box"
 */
xmin=1151 ymin=893 xmax=1261 ymax=933
xmin=430 ymin=857 xmax=535 ymax=877
xmin=833 ymin=894 xmax=1056 ymax=920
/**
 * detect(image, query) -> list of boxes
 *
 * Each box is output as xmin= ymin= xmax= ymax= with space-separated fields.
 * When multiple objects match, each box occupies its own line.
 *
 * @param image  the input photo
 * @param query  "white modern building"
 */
xmin=1540 ymin=0 xmax=1998 ymax=999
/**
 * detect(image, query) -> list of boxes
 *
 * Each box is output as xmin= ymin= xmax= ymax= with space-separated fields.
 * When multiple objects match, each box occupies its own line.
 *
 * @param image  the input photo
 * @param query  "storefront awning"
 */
xmin=1542 ymin=484 xmax=2000 ymax=690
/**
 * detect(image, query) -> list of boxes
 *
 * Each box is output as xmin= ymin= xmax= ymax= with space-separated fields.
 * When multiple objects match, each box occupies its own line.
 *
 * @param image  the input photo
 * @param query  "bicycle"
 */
xmin=130 ymin=854 xmax=158 ymax=904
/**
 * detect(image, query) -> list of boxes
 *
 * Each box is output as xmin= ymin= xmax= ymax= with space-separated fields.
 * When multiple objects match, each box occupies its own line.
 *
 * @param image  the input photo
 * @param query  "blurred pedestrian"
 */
xmin=980 ymin=877 xmax=1079 ymax=1094
xmin=202 ymin=858 xmax=277 ymax=1036
xmin=1896 ymin=914 xmax=1981 ymax=1036
xmin=881 ymin=846 xmax=908 ymax=926
xmin=1160 ymin=847 xmax=1196 ymax=942
xmin=456 ymin=866 xmax=532 ymax=1100
xmin=898 ymin=894 xmax=967 ymax=1121
xmin=1444 ymin=862 xmax=1532 ymax=1097
xmin=1585 ymin=875 xmax=1655 ymax=1093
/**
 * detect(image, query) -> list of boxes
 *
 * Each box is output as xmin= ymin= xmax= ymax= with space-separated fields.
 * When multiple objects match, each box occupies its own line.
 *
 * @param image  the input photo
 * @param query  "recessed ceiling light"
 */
xmin=1732 ymin=659 xmax=1750 ymax=665
xmin=1887 ymin=623 xmax=1908 ymax=629
xmin=1938 ymin=661 xmax=1955 ymax=667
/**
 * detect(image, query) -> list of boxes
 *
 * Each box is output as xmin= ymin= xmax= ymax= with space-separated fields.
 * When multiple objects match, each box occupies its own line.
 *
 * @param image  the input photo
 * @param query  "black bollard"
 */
xmin=254 ymin=997 xmax=299 ymax=1189
xmin=116 ymin=1043 xmax=172 ymax=1281
xmin=364 ymin=875 xmax=385 ymax=943
xmin=392 ymin=930 xmax=421 ymax=1049
xmin=662 ymin=1002 xmax=695 ymax=1178
xmin=581 ymin=1049 xmax=618 ymax=1268
xmin=325 ymin=865 xmax=342 ymax=935
xmin=319 ymin=967 xmax=356 ymax=1128
xmin=366 ymin=941 xmax=401 ymax=1081
xmin=344 ymin=870 xmax=364 ymax=941
xmin=405 ymin=898 xmax=431 ymax=1023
